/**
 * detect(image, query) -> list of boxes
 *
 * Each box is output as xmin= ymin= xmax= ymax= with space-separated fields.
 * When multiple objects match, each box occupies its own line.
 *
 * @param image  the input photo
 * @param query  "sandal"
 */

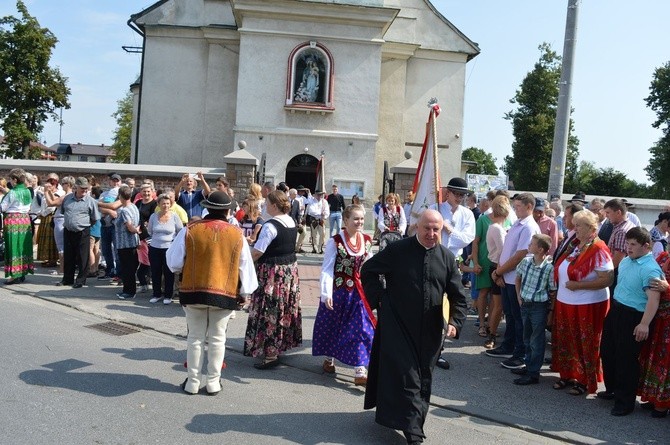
xmin=568 ymin=382 xmax=587 ymax=396
xmin=478 ymin=326 xmax=488 ymax=337
xmin=254 ymin=358 xmax=280 ymax=370
xmin=553 ymin=379 xmax=569 ymax=390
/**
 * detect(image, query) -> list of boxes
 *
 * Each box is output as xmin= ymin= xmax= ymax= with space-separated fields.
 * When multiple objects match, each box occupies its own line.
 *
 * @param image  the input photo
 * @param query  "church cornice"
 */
xmin=381 ymin=42 xmax=420 ymax=60
xmin=231 ymin=0 xmax=399 ymax=33
xmin=234 ymin=125 xmax=379 ymax=142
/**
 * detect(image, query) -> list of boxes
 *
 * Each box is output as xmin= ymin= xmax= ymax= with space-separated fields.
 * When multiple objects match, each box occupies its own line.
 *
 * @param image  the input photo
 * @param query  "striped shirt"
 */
xmin=516 ymin=256 xmax=557 ymax=302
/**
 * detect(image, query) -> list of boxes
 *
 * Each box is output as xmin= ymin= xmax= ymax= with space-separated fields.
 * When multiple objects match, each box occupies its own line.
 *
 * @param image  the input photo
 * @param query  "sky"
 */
xmin=2 ymin=1 xmax=668 ymax=185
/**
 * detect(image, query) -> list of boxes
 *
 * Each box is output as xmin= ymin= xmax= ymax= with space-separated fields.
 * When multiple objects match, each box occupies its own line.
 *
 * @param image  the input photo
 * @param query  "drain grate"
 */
xmin=85 ymin=321 xmax=141 ymax=336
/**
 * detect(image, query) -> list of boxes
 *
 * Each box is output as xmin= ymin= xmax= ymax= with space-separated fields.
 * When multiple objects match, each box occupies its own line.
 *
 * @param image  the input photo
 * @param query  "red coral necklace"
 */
xmin=343 ymin=229 xmax=362 ymax=254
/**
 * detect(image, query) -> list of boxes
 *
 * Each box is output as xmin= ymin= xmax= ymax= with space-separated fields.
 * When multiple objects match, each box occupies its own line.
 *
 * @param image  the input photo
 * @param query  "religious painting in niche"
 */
xmin=286 ymin=42 xmax=333 ymax=109
xmin=293 ymin=50 xmax=326 ymax=103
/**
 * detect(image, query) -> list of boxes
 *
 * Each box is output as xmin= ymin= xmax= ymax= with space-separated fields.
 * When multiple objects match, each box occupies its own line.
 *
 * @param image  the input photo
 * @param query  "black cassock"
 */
xmin=361 ymin=236 xmax=468 ymax=439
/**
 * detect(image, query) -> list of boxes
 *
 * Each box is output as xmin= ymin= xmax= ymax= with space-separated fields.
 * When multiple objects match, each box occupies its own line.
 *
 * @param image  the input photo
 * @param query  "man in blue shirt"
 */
xmin=174 ymin=172 xmax=211 ymax=221
xmin=599 ymin=227 xmax=663 ymax=416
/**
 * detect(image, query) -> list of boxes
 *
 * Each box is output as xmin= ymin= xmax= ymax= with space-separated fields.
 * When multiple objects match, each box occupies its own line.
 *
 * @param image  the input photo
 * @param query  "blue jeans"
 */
xmin=100 ymin=225 xmax=117 ymax=276
xmin=328 ymin=211 xmax=342 ymax=237
xmin=520 ymin=301 xmax=549 ymax=376
xmin=500 ymin=283 xmax=525 ymax=359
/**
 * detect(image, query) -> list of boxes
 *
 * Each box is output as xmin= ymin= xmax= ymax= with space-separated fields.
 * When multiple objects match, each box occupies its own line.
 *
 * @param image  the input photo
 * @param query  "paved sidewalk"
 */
xmin=2 ymin=259 xmax=668 ymax=444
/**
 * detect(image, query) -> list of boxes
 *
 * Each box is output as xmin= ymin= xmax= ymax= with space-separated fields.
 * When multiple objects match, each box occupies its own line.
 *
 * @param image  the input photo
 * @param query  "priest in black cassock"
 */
xmin=361 ymin=209 xmax=468 ymax=444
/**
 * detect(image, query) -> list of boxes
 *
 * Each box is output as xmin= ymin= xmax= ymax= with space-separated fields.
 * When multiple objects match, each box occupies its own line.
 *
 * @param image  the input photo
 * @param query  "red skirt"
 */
xmin=551 ymin=299 xmax=609 ymax=393
xmin=638 ymin=297 xmax=670 ymax=409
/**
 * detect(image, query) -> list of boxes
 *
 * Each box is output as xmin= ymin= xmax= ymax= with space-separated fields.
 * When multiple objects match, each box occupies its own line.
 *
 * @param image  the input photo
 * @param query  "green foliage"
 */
xmin=644 ymin=61 xmax=670 ymax=195
xmin=572 ymin=161 xmax=655 ymax=198
xmin=503 ymin=43 xmax=579 ymax=191
xmin=0 ymin=1 xmax=70 ymax=158
xmin=461 ymin=147 xmax=499 ymax=175
xmin=111 ymin=91 xmax=133 ymax=163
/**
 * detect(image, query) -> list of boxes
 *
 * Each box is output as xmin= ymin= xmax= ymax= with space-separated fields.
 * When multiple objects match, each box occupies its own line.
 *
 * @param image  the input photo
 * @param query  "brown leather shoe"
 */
xmin=322 ymin=359 xmax=335 ymax=374
xmin=354 ymin=376 xmax=367 ymax=386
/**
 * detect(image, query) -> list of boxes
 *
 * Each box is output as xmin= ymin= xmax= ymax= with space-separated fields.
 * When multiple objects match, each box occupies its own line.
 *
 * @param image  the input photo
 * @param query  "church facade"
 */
xmin=129 ymin=0 xmax=479 ymax=198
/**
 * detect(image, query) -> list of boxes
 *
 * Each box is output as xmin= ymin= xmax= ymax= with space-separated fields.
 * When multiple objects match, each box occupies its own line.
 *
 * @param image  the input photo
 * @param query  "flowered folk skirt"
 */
xmin=551 ymin=299 xmax=609 ymax=394
xmin=638 ymin=296 xmax=670 ymax=410
xmin=244 ymin=261 xmax=302 ymax=358
xmin=312 ymin=285 xmax=375 ymax=367
xmin=3 ymin=212 xmax=34 ymax=279
xmin=36 ymin=213 xmax=58 ymax=265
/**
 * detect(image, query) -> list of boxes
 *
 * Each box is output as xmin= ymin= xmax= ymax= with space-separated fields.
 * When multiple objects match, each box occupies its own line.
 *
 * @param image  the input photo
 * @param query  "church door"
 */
xmin=285 ymin=154 xmax=318 ymax=190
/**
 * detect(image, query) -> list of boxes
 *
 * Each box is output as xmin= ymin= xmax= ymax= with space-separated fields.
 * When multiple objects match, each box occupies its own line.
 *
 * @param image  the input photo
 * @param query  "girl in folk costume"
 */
xmin=637 ymin=250 xmax=670 ymax=418
xmin=377 ymin=193 xmax=407 ymax=235
xmin=313 ymin=204 xmax=374 ymax=385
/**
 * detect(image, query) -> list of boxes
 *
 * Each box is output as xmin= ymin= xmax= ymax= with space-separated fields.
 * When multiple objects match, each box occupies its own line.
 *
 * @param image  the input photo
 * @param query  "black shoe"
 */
xmin=254 ymin=358 xmax=280 ymax=370
xmin=72 ymin=283 xmax=83 ymax=289
xmin=55 ymin=281 xmax=73 ymax=287
xmin=611 ymin=406 xmax=634 ymax=416
xmin=514 ymin=375 xmax=539 ymax=385
xmin=4 ymin=276 xmax=25 ymax=285
xmin=501 ymin=357 xmax=525 ymax=369
xmin=597 ymin=391 xmax=615 ymax=400
xmin=180 ymin=378 xmax=197 ymax=395
xmin=651 ymin=409 xmax=668 ymax=418
xmin=206 ymin=380 xmax=222 ymax=396
xmin=510 ymin=367 xmax=527 ymax=375
xmin=485 ymin=347 xmax=513 ymax=358
xmin=436 ymin=357 xmax=450 ymax=370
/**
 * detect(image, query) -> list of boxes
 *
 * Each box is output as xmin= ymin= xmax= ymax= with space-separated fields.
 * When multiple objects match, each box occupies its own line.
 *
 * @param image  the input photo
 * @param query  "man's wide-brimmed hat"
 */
xmin=568 ymin=192 xmax=587 ymax=204
xmin=445 ymin=177 xmax=469 ymax=194
xmin=201 ymin=191 xmax=234 ymax=210
xmin=296 ymin=185 xmax=307 ymax=191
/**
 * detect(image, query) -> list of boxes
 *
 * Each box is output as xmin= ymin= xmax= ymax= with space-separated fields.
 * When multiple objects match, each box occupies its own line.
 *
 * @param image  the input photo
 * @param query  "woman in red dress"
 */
xmin=551 ymin=210 xmax=614 ymax=395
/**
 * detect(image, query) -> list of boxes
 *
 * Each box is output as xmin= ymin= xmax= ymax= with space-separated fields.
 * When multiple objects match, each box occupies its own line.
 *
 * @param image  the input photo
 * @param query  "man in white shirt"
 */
xmin=432 ymin=177 xmax=475 ymax=370
xmin=486 ymin=193 xmax=541 ymax=370
xmin=304 ymin=189 xmax=330 ymax=254
xmin=433 ymin=177 xmax=475 ymax=258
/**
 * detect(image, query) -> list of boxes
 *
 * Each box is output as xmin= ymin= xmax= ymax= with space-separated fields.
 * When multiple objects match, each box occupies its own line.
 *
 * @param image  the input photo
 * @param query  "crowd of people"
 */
xmin=2 ymin=167 xmax=670 ymax=443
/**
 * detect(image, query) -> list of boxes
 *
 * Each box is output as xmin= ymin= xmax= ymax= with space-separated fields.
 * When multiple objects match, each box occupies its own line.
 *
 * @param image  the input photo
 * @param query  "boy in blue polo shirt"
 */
xmin=512 ymin=234 xmax=556 ymax=385
xmin=599 ymin=227 xmax=662 ymax=416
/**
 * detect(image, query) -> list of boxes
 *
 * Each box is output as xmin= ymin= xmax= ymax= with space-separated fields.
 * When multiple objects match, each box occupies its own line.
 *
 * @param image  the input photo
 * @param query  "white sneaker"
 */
xmin=149 ymin=297 xmax=161 ymax=304
xmin=163 ymin=298 xmax=172 ymax=305
xmin=139 ymin=285 xmax=149 ymax=293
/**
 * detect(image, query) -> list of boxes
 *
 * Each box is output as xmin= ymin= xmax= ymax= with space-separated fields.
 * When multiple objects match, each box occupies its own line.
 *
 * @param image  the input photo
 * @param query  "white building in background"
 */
xmin=129 ymin=0 xmax=479 ymax=198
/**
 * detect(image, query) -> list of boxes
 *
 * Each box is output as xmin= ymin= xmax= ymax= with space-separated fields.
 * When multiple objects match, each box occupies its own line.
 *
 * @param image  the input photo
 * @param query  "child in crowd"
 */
xmin=599 ymin=227 xmax=663 ymax=416
xmin=512 ymin=234 xmax=556 ymax=385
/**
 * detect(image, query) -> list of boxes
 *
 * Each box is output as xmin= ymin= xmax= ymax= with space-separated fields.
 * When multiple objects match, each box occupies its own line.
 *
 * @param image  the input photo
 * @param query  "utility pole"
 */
xmin=547 ymin=0 xmax=580 ymax=200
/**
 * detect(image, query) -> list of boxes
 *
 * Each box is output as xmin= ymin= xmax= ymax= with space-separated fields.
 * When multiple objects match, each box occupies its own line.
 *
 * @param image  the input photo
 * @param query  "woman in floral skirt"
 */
xmin=637 ymin=250 xmax=670 ymax=418
xmin=313 ymin=204 xmax=374 ymax=385
xmin=244 ymin=190 xmax=302 ymax=369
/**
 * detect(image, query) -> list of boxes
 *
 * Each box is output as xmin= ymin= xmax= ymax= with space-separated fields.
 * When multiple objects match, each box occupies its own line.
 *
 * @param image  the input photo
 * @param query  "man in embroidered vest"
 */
xmin=167 ymin=191 xmax=258 ymax=395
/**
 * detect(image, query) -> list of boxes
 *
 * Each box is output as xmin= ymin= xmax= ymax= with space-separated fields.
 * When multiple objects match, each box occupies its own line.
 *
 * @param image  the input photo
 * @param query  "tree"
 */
xmin=503 ymin=43 xmax=579 ymax=191
xmin=644 ymin=61 xmax=670 ymax=196
xmin=0 ymin=1 xmax=70 ymax=159
xmin=461 ymin=147 xmax=499 ymax=175
xmin=111 ymin=91 xmax=133 ymax=163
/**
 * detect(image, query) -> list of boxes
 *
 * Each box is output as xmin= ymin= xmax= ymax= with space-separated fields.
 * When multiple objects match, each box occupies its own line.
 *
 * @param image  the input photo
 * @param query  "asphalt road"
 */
xmin=2 ymin=261 xmax=669 ymax=444
xmin=0 ymin=289 xmax=568 ymax=445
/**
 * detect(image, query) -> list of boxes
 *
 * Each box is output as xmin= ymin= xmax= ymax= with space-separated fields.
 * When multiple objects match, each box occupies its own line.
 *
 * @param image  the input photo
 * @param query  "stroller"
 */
xmin=378 ymin=230 xmax=403 ymax=251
